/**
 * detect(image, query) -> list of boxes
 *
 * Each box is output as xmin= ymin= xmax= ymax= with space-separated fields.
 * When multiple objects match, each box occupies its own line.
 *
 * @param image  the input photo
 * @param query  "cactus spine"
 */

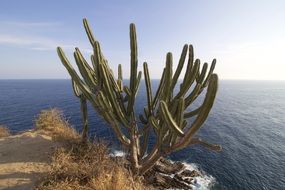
xmin=57 ymin=18 xmax=221 ymax=175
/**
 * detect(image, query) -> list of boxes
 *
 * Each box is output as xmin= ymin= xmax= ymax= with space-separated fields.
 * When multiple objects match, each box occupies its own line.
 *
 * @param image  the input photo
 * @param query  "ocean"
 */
xmin=0 ymin=80 xmax=284 ymax=190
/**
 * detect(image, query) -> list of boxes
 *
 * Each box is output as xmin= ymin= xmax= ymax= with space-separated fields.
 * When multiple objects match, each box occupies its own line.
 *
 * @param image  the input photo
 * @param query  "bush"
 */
xmin=34 ymin=108 xmax=79 ymax=142
xmin=0 ymin=125 xmax=10 ymax=137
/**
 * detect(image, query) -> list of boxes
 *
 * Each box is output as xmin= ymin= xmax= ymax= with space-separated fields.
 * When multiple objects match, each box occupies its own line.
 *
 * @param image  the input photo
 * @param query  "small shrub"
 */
xmin=34 ymin=108 xmax=79 ymax=142
xmin=0 ymin=125 xmax=10 ymax=137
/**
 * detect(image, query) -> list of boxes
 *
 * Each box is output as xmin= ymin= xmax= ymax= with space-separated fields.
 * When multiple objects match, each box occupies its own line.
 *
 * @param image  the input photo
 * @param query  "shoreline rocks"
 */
xmin=144 ymin=158 xmax=201 ymax=190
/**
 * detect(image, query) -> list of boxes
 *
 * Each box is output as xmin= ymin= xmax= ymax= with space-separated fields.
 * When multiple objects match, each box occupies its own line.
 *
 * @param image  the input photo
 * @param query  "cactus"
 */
xmin=57 ymin=18 xmax=221 ymax=175
xmin=71 ymin=79 xmax=88 ymax=142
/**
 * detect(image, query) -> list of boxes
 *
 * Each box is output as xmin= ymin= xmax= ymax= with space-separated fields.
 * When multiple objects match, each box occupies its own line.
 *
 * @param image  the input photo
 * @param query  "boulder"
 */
xmin=153 ymin=158 xmax=186 ymax=174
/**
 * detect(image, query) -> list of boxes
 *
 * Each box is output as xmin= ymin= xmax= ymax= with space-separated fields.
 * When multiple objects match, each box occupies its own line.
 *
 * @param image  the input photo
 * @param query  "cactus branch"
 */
xmin=190 ymin=137 xmax=222 ymax=151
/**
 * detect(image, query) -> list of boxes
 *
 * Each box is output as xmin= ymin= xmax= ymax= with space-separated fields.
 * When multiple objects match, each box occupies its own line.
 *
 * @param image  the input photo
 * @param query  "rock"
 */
xmin=153 ymin=158 xmax=186 ymax=174
xmin=143 ymin=159 xmax=201 ymax=189
xmin=174 ymin=173 xmax=194 ymax=184
xmin=174 ymin=173 xmax=184 ymax=181
xmin=150 ymin=173 xmax=193 ymax=190
xmin=172 ymin=175 xmax=193 ymax=189
xmin=181 ymin=169 xmax=200 ymax=177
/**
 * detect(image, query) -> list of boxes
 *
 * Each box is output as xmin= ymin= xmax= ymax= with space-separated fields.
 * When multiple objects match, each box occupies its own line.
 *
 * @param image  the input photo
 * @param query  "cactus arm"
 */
xmin=75 ymin=48 xmax=96 ymax=75
xmin=143 ymin=62 xmax=153 ymax=115
xmin=124 ymin=86 xmax=131 ymax=97
xmin=197 ymin=62 xmax=208 ymax=83
xmin=123 ymin=86 xmax=131 ymax=104
xmin=118 ymin=64 xmax=123 ymax=80
xmin=149 ymin=116 xmax=159 ymax=134
xmin=74 ymin=50 xmax=97 ymax=89
xmin=180 ymin=45 xmax=194 ymax=93
xmin=170 ymin=44 xmax=188 ymax=91
xmin=176 ymin=98 xmax=185 ymax=126
xmin=57 ymin=47 xmax=94 ymax=101
xmin=172 ymin=74 xmax=218 ymax=151
xmin=99 ymin=62 xmax=130 ymax=128
xmin=139 ymin=150 xmax=162 ymax=175
xmin=80 ymin=96 xmax=89 ymax=141
xmin=71 ymin=79 xmax=82 ymax=97
xmin=129 ymin=23 xmax=138 ymax=92
xmin=71 ymin=79 xmax=88 ymax=142
xmin=108 ymin=69 xmax=123 ymax=93
xmin=190 ymin=137 xmax=222 ymax=151
xmin=184 ymin=107 xmax=201 ymax=118
xmin=202 ymin=59 xmax=216 ymax=88
xmin=185 ymin=83 xmax=202 ymax=107
xmin=102 ymin=61 xmax=122 ymax=94
xmin=180 ymin=45 xmax=194 ymax=88
xmin=83 ymin=18 xmax=96 ymax=46
xmin=140 ymin=126 xmax=150 ymax=159
xmin=117 ymin=64 xmax=124 ymax=92
xmin=184 ymin=62 xmax=212 ymax=107
xmin=160 ymin=101 xmax=184 ymax=137
xmin=170 ymin=98 xmax=185 ymax=145
xmin=96 ymin=91 xmax=119 ymax=124
xmin=93 ymin=42 xmax=104 ymax=88
xmin=152 ymin=68 xmax=166 ymax=109
xmin=174 ymin=59 xmax=200 ymax=99
xmin=90 ymin=55 xmax=99 ymax=79
xmin=161 ymin=53 xmax=173 ymax=102
xmin=96 ymin=91 xmax=131 ymax=145
xmin=158 ymin=124 xmax=168 ymax=148
xmin=127 ymin=23 xmax=139 ymax=115
xmin=102 ymin=64 xmax=126 ymax=113
xmin=134 ymin=71 xmax=142 ymax=97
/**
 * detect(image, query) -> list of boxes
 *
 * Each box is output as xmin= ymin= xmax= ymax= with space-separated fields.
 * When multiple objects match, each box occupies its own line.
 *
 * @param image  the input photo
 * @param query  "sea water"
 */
xmin=0 ymin=80 xmax=284 ymax=190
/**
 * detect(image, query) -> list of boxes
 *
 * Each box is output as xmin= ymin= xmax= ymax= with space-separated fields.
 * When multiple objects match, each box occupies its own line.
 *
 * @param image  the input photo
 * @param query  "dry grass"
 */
xmin=0 ymin=125 xmax=10 ymax=138
xmin=34 ymin=108 xmax=150 ymax=190
xmin=36 ymin=141 xmax=149 ymax=190
xmin=34 ymin=108 xmax=80 ymax=142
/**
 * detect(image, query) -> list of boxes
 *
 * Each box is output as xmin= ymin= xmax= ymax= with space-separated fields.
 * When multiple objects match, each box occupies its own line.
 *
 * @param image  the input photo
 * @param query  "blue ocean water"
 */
xmin=0 ymin=80 xmax=284 ymax=190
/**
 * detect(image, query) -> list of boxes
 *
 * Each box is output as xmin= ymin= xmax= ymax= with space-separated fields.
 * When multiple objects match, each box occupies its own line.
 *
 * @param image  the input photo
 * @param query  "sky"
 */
xmin=0 ymin=0 xmax=284 ymax=80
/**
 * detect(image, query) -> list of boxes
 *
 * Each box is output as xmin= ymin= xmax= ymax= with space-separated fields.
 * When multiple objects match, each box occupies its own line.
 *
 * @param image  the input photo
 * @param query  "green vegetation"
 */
xmin=57 ymin=18 xmax=221 ymax=176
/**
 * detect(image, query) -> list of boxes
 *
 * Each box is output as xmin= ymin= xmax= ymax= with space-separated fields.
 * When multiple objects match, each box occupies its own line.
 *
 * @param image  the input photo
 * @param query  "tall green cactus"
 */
xmin=57 ymin=18 xmax=221 ymax=175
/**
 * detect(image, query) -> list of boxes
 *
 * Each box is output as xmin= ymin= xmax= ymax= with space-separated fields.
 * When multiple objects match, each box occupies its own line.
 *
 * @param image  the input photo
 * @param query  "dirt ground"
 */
xmin=0 ymin=131 xmax=58 ymax=190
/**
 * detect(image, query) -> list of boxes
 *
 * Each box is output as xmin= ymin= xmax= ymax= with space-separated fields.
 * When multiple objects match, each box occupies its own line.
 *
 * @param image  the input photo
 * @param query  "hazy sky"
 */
xmin=0 ymin=0 xmax=284 ymax=80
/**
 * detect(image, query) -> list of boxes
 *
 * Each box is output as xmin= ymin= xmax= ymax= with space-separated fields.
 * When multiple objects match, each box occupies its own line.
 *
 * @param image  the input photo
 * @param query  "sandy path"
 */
xmin=0 ymin=131 xmax=58 ymax=190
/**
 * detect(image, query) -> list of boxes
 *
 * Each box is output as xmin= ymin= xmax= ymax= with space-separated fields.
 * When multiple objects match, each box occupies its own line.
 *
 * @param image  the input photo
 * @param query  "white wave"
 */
xmin=109 ymin=150 xmax=126 ymax=157
xmin=182 ymin=162 xmax=216 ymax=190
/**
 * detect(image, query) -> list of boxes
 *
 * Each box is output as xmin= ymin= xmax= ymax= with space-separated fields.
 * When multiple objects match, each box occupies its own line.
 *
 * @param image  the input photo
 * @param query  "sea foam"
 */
xmin=181 ymin=162 xmax=216 ymax=190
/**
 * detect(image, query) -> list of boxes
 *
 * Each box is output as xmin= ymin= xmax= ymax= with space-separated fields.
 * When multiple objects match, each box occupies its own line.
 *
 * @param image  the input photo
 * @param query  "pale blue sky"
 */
xmin=0 ymin=0 xmax=284 ymax=80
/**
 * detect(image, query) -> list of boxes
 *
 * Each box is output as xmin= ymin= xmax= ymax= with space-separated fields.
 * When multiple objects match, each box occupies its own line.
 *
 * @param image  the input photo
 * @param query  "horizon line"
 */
xmin=0 ymin=78 xmax=285 ymax=81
